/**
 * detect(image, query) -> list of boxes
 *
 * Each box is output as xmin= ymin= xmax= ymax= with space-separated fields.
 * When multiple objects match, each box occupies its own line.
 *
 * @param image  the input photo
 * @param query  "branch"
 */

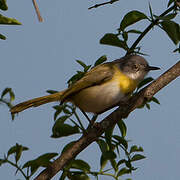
xmin=127 ymin=4 xmax=176 ymax=54
xmin=88 ymin=0 xmax=119 ymax=10
xmin=35 ymin=60 xmax=180 ymax=180
xmin=32 ymin=0 xmax=43 ymax=22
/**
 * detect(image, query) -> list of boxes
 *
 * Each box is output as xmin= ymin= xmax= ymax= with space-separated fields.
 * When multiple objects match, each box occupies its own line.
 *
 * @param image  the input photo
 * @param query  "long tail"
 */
xmin=10 ymin=91 xmax=65 ymax=114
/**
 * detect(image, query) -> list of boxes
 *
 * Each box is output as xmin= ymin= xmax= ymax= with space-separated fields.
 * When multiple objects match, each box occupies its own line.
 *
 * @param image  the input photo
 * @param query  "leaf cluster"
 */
xmin=100 ymin=1 xmax=180 ymax=54
xmin=0 ymin=143 xmax=58 ymax=179
xmin=0 ymin=0 xmax=21 ymax=40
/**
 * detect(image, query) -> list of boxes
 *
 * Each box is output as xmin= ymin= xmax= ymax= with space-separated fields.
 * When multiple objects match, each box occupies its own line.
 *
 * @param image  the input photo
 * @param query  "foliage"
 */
xmin=0 ymin=87 xmax=15 ymax=107
xmin=0 ymin=0 xmax=179 ymax=179
xmin=0 ymin=143 xmax=57 ymax=179
xmin=0 ymin=0 xmax=21 ymax=40
xmin=100 ymin=1 xmax=180 ymax=54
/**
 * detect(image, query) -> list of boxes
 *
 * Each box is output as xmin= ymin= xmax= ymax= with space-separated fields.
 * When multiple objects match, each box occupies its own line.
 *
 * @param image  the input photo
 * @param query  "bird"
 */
xmin=10 ymin=55 xmax=160 ymax=115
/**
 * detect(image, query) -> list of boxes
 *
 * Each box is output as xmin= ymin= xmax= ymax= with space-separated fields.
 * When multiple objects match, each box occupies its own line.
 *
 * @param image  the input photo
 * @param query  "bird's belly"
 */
xmin=71 ymin=80 xmax=124 ymax=114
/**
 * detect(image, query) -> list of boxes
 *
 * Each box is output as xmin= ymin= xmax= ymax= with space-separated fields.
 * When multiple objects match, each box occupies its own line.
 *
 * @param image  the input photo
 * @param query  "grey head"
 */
xmin=114 ymin=55 xmax=160 ymax=82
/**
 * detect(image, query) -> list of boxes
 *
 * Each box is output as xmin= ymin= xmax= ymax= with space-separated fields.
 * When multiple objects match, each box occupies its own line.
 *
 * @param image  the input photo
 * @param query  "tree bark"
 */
xmin=35 ymin=60 xmax=180 ymax=180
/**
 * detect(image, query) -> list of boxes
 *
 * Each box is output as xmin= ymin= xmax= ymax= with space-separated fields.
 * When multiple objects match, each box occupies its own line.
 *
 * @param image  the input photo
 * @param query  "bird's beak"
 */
xmin=147 ymin=65 xmax=160 ymax=71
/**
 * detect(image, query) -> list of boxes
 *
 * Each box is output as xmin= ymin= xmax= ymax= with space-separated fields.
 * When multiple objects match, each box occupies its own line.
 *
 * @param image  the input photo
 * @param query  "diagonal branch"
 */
xmin=32 ymin=0 xmax=43 ymax=22
xmin=35 ymin=60 xmax=180 ymax=180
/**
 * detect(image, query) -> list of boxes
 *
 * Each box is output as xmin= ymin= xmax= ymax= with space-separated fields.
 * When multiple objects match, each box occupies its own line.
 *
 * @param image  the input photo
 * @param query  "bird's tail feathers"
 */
xmin=10 ymin=91 xmax=65 ymax=114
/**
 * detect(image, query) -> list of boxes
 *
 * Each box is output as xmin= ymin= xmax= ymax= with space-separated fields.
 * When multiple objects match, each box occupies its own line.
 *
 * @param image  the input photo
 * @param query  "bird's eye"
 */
xmin=133 ymin=64 xmax=139 ymax=71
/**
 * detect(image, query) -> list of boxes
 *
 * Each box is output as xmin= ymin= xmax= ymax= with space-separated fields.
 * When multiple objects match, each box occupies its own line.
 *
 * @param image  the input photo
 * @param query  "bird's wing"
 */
xmin=61 ymin=63 xmax=114 ymax=102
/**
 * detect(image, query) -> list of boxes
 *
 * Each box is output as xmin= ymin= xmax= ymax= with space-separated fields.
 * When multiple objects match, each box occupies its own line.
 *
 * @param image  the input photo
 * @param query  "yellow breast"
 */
xmin=71 ymin=65 xmax=138 ymax=113
xmin=113 ymin=66 xmax=138 ymax=94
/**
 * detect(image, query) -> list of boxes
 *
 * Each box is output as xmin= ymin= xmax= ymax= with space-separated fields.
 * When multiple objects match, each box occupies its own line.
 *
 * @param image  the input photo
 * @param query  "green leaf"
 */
xmin=127 ymin=29 xmax=142 ymax=34
xmin=145 ymin=103 xmax=150 ymax=110
xmin=173 ymin=47 xmax=180 ymax=53
xmin=110 ymin=159 xmax=118 ymax=172
xmin=7 ymin=143 xmax=28 ymax=156
xmin=0 ymin=0 xmax=8 ymax=11
xmin=84 ymin=65 xmax=91 ymax=72
xmin=113 ymin=135 xmax=128 ymax=149
xmin=150 ymin=97 xmax=160 ymax=105
xmin=131 ymin=154 xmax=146 ymax=162
xmin=0 ymin=33 xmax=6 ymax=40
xmin=167 ymin=0 xmax=175 ymax=7
xmin=53 ymin=105 xmax=62 ymax=110
xmin=1 ymin=87 xmax=15 ymax=101
xmin=0 ymin=14 xmax=21 ymax=25
xmin=56 ymin=115 xmax=70 ymax=123
xmin=76 ymin=60 xmax=88 ymax=69
xmin=100 ymin=150 xmax=117 ymax=170
xmin=60 ymin=171 xmax=68 ymax=180
xmin=54 ymin=108 xmax=65 ymax=120
xmin=117 ymin=120 xmax=127 ymax=137
xmin=161 ymin=20 xmax=180 ymax=45
xmin=51 ymin=118 xmax=79 ymax=138
xmin=117 ymin=159 xmax=126 ymax=167
xmin=102 ymin=150 xmax=117 ymax=160
xmin=1 ymin=87 xmax=11 ymax=98
xmin=100 ymin=33 xmax=128 ymax=50
xmin=63 ymin=108 xmax=72 ymax=115
xmin=46 ymin=89 xmax=58 ymax=94
xmin=154 ymin=13 xmax=177 ymax=21
xmin=100 ymin=154 xmax=108 ymax=170
xmin=9 ymin=90 xmax=15 ymax=101
xmin=70 ymin=159 xmax=90 ymax=172
xmin=7 ymin=143 xmax=28 ymax=163
xmin=23 ymin=153 xmax=58 ymax=168
xmin=15 ymin=145 xmax=23 ymax=163
xmin=130 ymin=145 xmax=144 ymax=153
xmin=97 ymin=139 xmax=108 ymax=154
xmin=149 ymin=2 xmax=154 ymax=21
xmin=70 ymin=172 xmax=90 ymax=180
xmin=105 ymin=126 xmax=114 ymax=149
xmin=120 ymin=11 xmax=148 ymax=31
xmin=117 ymin=167 xmax=131 ymax=177
xmin=67 ymin=71 xmax=85 ymax=85
xmin=125 ymin=160 xmax=132 ymax=169
xmin=94 ymin=55 xmax=107 ymax=66
xmin=137 ymin=77 xmax=154 ymax=90
xmin=61 ymin=141 xmax=76 ymax=154
xmin=23 ymin=153 xmax=58 ymax=175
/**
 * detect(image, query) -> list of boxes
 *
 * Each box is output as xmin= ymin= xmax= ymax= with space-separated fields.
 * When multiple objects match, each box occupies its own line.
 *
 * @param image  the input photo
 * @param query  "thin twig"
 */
xmin=88 ymin=0 xmax=119 ymax=10
xmin=32 ymin=0 xmax=43 ymax=22
xmin=127 ymin=5 xmax=176 ymax=54
xmin=74 ymin=110 xmax=85 ymax=130
xmin=91 ymin=114 xmax=98 ymax=125
xmin=6 ymin=159 xmax=28 ymax=179
xmin=80 ymin=109 xmax=91 ymax=123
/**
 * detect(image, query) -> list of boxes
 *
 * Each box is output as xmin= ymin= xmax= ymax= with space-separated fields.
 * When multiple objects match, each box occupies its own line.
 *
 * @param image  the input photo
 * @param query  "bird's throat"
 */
xmin=113 ymin=66 xmax=138 ymax=94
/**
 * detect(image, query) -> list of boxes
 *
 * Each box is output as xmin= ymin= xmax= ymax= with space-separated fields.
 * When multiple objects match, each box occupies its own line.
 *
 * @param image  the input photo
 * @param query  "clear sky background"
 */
xmin=0 ymin=0 xmax=180 ymax=179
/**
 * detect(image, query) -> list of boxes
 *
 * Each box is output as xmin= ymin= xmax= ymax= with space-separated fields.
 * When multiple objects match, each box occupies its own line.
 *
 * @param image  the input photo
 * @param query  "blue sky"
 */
xmin=0 ymin=0 xmax=180 ymax=179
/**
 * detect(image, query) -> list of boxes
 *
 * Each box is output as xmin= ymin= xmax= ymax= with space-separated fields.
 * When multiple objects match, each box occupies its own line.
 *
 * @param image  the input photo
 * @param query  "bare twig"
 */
xmin=88 ymin=0 xmax=119 ymax=10
xmin=32 ymin=0 xmax=43 ymax=22
xmin=35 ymin=61 xmax=180 ymax=180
